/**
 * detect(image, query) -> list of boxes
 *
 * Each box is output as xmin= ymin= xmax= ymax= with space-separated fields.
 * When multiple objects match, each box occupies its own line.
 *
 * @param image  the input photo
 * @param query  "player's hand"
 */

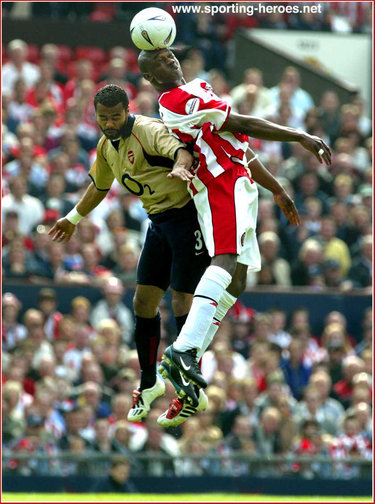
xmin=299 ymin=133 xmax=331 ymax=165
xmin=167 ymin=165 xmax=195 ymax=182
xmin=48 ymin=218 xmax=76 ymax=242
xmin=273 ymin=190 xmax=301 ymax=226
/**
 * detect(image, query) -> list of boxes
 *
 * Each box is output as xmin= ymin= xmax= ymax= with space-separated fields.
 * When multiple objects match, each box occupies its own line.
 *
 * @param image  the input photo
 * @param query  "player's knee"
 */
xmin=171 ymin=291 xmax=193 ymax=316
xmin=133 ymin=293 xmax=158 ymax=318
xmin=211 ymin=254 xmax=237 ymax=277
xmin=227 ymin=265 xmax=248 ymax=297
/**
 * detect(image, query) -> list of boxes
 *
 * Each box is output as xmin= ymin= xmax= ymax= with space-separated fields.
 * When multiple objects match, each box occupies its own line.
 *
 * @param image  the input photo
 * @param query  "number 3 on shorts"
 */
xmin=194 ymin=230 xmax=203 ymax=252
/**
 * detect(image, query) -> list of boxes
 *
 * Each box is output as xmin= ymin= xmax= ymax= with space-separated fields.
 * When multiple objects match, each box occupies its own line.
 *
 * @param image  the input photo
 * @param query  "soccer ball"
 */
xmin=130 ymin=7 xmax=176 ymax=51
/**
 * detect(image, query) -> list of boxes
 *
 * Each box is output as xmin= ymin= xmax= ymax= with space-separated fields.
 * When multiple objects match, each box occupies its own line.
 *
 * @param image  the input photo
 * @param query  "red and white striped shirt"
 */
xmin=158 ymin=79 xmax=249 ymax=190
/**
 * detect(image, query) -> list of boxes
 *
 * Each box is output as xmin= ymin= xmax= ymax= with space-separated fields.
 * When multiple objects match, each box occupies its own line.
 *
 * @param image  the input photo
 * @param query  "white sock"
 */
xmin=173 ymin=265 xmax=232 ymax=352
xmin=197 ymin=290 xmax=237 ymax=359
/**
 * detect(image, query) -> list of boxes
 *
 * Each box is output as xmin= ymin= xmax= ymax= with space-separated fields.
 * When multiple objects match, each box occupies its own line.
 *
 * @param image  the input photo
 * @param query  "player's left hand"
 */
xmin=167 ymin=165 xmax=195 ymax=182
xmin=299 ymin=133 xmax=331 ymax=165
xmin=273 ymin=190 xmax=301 ymax=226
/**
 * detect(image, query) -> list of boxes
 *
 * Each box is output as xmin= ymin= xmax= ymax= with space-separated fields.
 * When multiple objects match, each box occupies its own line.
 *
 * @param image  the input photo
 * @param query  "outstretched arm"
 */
xmin=247 ymin=148 xmax=300 ymax=226
xmin=225 ymin=112 xmax=331 ymax=165
xmin=48 ymin=182 xmax=108 ymax=242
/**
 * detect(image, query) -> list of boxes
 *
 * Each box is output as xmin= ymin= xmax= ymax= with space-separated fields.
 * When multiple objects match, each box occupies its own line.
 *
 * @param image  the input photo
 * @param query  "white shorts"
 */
xmin=189 ymin=167 xmax=261 ymax=271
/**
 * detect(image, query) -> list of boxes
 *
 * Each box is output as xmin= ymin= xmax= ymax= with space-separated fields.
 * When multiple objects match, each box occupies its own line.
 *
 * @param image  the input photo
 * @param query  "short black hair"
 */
xmin=94 ymin=84 xmax=129 ymax=110
xmin=138 ymin=50 xmax=153 ymax=74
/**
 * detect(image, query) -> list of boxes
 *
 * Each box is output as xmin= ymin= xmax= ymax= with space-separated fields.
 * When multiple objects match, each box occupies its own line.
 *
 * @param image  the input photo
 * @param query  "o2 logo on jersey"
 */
xmin=127 ymin=151 xmax=135 ymax=164
xmin=185 ymin=98 xmax=199 ymax=115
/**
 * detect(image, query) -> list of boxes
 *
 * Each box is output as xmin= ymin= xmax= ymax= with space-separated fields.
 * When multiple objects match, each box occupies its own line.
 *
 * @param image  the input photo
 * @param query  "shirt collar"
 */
xmin=121 ymin=114 xmax=136 ymax=139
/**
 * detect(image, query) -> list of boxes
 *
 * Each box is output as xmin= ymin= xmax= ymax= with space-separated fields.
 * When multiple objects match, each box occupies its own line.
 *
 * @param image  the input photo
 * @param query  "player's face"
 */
xmin=148 ymin=49 xmax=183 ymax=84
xmin=95 ymin=102 xmax=129 ymax=140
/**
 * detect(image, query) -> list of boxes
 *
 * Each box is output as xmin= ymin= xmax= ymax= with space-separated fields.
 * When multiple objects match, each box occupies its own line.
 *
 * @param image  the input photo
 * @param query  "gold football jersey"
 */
xmin=88 ymin=115 xmax=191 ymax=214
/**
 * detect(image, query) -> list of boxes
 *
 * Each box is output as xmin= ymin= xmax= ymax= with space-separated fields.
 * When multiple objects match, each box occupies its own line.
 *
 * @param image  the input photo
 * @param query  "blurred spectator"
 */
xmin=230 ymin=68 xmax=272 ymax=117
xmin=41 ymin=174 xmax=74 ymax=218
xmin=91 ymin=277 xmax=134 ymax=344
xmin=37 ymin=288 xmax=63 ymax=341
xmin=281 ymin=339 xmax=312 ymax=399
xmin=6 ymin=78 xmax=35 ymax=132
xmin=63 ymin=325 xmax=91 ymax=378
xmin=40 ymin=43 xmax=69 ymax=84
xmin=292 ymin=419 xmax=331 ymax=479
xmin=330 ymin=414 xmax=371 ymax=478
xmin=2 ymin=176 xmax=45 ymax=235
xmin=2 ymin=381 xmax=27 ymax=442
xmin=333 ymin=355 xmax=365 ymax=408
xmin=2 ymin=292 xmax=27 ymax=352
xmin=348 ymin=235 xmax=372 ymax=288
xmin=2 ymin=39 xmax=40 ymax=94
xmin=254 ymin=372 xmax=295 ymax=418
xmin=316 ymin=217 xmax=351 ymax=277
xmin=99 ymin=57 xmax=137 ymax=100
xmin=63 ymin=59 xmax=94 ymax=104
xmin=318 ymin=90 xmax=341 ymax=144
xmin=254 ymin=406 xmax=283 ymax=459
xmin=291 ymin=238 xmax=324 ymax=287
xmin=276 ymin=393 xmax=298 ymax=453
xmin=309 ymin=371 xmax=345 ymax=435
xmin=136 ymin=409 xmax=179 ymax=476
xmin=77 ymin=381 xmax=111 ymax=419
xmin=59 ymin=406 xmax=88 ymax=450
xmin=269 ymin=67 xmax=314 ymax=119
xmin=268 ymin=308 xmax=291 ymax=349
xmin=219 ymin=414 xmax=256 ymax=476
xmin=91 ymin=456 xmax=138 ymax=492
xmin=257 ymin=232 xmax=291 ymax=286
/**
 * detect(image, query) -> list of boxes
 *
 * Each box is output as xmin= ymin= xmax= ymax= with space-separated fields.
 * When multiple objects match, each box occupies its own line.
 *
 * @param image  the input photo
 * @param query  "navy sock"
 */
xmin=175 ymin=313 xmax=188 ymax=335
xmin=134 ymin=314 xmax=161 ymax=390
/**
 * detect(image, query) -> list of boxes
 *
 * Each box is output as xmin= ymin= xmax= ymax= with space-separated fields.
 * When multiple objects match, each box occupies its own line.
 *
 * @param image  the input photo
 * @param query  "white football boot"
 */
xmin=157 ymin=388 xmax=208 ymax=427
xmin=127 ymin=375 xmax=165 ymax=422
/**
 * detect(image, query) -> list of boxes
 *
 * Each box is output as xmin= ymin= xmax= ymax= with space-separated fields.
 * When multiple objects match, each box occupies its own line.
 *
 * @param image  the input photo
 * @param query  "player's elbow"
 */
xmin=225 ymin=113 xmax=251 ymax=135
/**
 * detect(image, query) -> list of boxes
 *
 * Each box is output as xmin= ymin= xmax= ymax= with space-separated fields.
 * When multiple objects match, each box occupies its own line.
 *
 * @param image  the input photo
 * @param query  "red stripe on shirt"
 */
xmin=206 ymin=169 xmax=238 ymax=256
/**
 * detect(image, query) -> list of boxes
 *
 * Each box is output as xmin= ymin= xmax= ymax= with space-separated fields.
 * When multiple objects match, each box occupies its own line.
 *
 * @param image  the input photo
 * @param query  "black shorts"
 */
xmin=137 ymin=200 xmax=211 ymax=293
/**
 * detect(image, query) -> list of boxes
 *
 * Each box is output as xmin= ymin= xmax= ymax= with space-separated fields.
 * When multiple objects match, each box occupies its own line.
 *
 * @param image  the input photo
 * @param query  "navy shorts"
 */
xmin=137 ymin=200 xmax=211 ymax=293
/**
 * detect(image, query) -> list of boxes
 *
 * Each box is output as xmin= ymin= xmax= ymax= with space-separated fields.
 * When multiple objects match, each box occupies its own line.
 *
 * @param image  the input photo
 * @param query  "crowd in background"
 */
xmin=2 ymin=286 xmax=372 ymax=478
xmin=1 ymin=3 xmax=372 ymax=482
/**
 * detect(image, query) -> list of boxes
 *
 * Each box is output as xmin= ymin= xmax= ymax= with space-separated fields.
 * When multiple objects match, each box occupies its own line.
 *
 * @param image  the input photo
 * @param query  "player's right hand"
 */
xmin=48 ymin=218 xmax=76 ymax=242
xmin=299 ymin=133 xmax=331 ymax=165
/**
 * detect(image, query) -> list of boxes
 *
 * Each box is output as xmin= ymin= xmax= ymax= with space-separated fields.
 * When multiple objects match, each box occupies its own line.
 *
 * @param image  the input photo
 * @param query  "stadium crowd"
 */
xmin=1 ymin=5 xmax=372 ymax=481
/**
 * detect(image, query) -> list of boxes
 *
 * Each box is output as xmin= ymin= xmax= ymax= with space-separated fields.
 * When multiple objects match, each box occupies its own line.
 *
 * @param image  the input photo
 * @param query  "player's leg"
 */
xmin=128 ymin=221 xmax=171 ymax=422
xmin=133 ymin=283 xmax=165 ymax=388
xmin=128 ymin=284 xmax=166 ymax=422
xmin=158 ymin=204 xmax=211 ymax=416
xmin=163 ymin=170 xmax=243 ymax=387
xmin=198 ymin=174 xmax=260 ymax=357
xmin=158 ymin=290 xmax=209 ymax=424
xmin=198 ymin=262 xmax=248 ymax=359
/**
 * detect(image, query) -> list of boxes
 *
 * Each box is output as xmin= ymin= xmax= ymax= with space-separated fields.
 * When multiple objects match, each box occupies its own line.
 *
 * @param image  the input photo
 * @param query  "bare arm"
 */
xmin=48 ymin=182 xmax=108 ymax=242
xmin=247 ymin=148 xmax=300 ymax=226
xmin=225 ymin=112 xmax=331 ymax=165
xmin=167 ymin=147 xmax=195 ymax=181
xmin=76 ymin=182 xmax=109 ymax=216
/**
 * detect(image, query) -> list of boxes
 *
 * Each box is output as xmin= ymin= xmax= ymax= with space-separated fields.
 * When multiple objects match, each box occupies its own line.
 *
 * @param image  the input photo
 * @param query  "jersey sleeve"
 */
xmin=159 ymin=80 xmax=231 ymax=131
xmin=88 ymin=138 xmax=115 ymax=190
